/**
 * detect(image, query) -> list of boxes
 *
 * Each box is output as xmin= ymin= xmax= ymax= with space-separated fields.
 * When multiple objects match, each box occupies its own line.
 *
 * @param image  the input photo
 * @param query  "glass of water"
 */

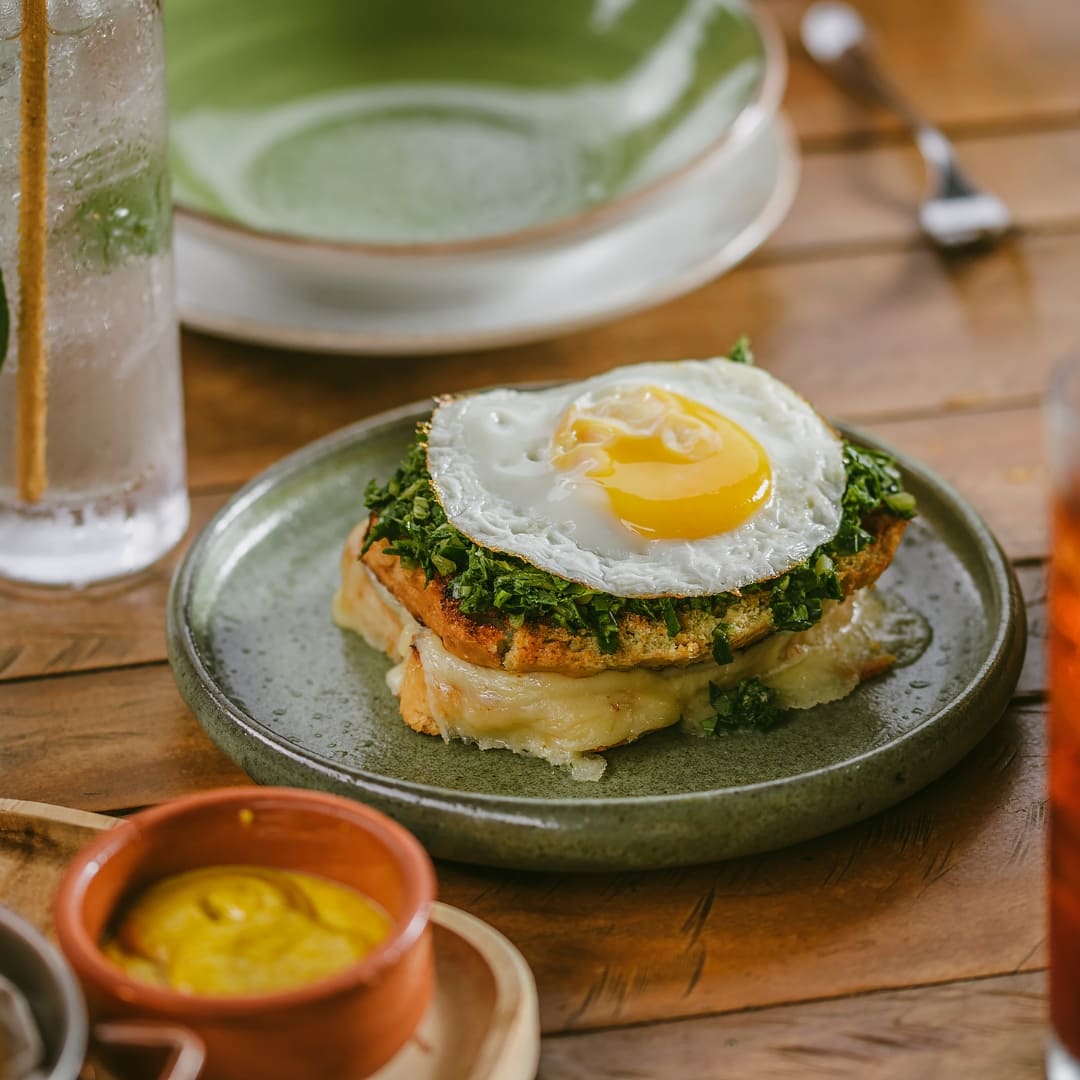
xmin=0 ymin=0 xmax=188 ymax=586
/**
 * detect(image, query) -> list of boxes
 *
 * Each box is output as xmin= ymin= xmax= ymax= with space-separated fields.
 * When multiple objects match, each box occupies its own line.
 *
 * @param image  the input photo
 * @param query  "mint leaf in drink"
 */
xmin=63 ymin=155 xmax=171 ymax=273
xmin=0 ymin=267 xmax=7 ymax=372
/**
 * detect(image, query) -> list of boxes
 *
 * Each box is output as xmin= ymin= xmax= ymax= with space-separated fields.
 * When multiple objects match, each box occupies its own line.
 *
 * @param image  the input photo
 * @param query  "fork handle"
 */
xmin=823 ymin=44 xmax=969 ymax=194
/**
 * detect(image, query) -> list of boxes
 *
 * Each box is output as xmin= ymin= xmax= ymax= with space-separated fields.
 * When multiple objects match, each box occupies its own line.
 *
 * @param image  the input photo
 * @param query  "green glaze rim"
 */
xmin=168 ymin=402 xmax=1027 ymax=871
xmin=169 ymin=3 xmax=786 ymax=258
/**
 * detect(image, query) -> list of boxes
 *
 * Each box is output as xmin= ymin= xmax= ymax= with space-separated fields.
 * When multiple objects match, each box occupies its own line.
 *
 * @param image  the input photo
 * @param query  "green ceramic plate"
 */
xmin=168 ymin=403 xmax=1026 ymax=871
xmin=164 ymin=0 xmax=779 ymax=248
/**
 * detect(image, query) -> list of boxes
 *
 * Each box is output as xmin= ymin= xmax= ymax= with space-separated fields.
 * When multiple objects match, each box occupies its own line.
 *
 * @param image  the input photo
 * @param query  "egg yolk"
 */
xmin=551 ymin=386 xmax=772 ymax=540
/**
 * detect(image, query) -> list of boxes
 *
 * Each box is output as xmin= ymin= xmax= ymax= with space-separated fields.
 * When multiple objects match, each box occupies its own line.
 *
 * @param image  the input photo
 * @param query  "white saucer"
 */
xmin=175 ymin=114 xmax=798 ymax=356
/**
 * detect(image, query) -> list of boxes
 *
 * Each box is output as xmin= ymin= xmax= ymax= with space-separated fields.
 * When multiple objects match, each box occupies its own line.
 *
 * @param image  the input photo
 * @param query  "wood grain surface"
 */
xmin=177 ymin=234 xmax=1068 ymax=494
xmin=539 ymin=970 xmax=1047 ymax=1079
xmin=0 ymin=493 xmax=228 ymax=682
xmin=0 ymin=0 xmax=1071 ymax=1075
xmin=772 ymin=0 xmax=1080 ymax=142
xmin=438 ymin=701 xmax=1047 ymax=1033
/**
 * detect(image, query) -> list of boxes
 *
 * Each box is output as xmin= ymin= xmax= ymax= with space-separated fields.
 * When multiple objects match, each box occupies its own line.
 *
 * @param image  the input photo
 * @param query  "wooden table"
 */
xmin=3 ymin=0 xmax=1077 ymax=1074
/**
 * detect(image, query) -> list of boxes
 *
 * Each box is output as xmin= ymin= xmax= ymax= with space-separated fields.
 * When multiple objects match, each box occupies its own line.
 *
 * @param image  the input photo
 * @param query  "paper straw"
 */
xmin=15 ymin=0 xmax=48 ymax=503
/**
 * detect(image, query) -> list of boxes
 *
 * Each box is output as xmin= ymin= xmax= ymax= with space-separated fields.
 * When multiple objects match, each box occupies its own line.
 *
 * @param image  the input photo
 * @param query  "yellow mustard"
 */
xmin=102 ymin=865 xmax=392 ymax=996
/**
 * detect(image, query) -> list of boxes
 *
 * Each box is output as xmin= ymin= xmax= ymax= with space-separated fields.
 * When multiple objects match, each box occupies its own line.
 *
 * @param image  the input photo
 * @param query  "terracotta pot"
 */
xmin=53 ymin=787 xmax=436 ymax=1080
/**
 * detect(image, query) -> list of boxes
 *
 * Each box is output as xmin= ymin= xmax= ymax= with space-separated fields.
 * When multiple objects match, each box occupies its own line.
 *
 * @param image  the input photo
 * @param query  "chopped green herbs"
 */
xmin=703 ymin=678 xmax=785 ymax=733
xmin=711 ymin=624 xmax=734 ymax=666
xmin=761 ymin=442 xmax=917 ymax=632
xmin=766 ymin=554 xmax=844 ymax=632
xmin=885 ymin=491 xmax=917 ymax=516
xmin=362 ymin=384 xmax=917 ymax=655
xmin=831 ymin=442 xmax=915 ymax=554
xmin=363 ymin=433 xmax=730 ymax=654
xmin=727 ymin=335 xmax=754 ymax=365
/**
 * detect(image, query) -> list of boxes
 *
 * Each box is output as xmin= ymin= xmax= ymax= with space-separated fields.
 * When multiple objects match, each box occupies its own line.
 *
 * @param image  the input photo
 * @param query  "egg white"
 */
xmin=425 ymin=359 xmax=846 ymax=598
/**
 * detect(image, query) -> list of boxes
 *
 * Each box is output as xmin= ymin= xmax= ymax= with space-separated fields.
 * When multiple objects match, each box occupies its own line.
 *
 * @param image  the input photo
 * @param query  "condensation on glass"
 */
xmin=0 ymin=0 xmax=188 ymax=586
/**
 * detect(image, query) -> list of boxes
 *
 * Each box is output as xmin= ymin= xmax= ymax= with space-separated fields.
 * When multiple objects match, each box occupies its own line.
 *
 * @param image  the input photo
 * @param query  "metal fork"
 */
xmin=801 ymin=2 xmax=1013 ymax=251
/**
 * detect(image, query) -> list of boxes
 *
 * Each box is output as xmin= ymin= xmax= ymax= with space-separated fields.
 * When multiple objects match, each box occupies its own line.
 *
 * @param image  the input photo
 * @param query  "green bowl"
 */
xmin=165 ymin=0 xmax=783 ymax=251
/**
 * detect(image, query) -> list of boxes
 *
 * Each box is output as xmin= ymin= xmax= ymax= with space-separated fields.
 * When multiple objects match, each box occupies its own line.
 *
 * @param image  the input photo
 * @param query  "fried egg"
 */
xmin=426 ymin=359 xmax=845 ymax=598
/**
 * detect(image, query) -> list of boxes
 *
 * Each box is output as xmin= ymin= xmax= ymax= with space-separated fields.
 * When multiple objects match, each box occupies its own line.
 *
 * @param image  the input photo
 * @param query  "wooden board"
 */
xmin=0 ymin=800 xmax=119 ymax=931
xmin=0 ymin=801 xmax=540 ymax=1080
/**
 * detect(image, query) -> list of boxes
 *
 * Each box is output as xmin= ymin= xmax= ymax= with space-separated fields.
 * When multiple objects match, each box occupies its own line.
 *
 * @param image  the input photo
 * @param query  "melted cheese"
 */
xmin=333 ymin=550 xmax=894 ymax=781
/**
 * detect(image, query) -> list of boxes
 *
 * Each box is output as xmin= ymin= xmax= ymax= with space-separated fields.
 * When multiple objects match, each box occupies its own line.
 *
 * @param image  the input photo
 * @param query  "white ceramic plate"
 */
xmin=175 ymin=113 xmax=799 ymax=356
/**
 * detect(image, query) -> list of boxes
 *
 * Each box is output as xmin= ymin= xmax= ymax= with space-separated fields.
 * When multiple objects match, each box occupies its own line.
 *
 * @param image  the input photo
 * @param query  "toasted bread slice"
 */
xmin=350 ymin=510 xmax=908 ymax=677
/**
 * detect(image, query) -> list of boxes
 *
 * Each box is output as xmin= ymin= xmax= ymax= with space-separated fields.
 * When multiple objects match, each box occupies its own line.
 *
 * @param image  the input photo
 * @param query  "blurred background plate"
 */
xmin=165 ymin=0 xmax=782 ymax=253
xmin=174 ymin=113 xmax=798 ymax=354
xmin=165 ymin=0 xmax=793 ymax=353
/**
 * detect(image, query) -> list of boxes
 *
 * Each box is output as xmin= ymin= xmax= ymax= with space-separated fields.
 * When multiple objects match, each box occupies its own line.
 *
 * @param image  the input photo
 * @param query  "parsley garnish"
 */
xmin=763 ymin=442 xmax=916 ymax=632
xmin=728 ymin=336 xmax=754 ymax=364
xmin=703 ymin=678 xmax=785 ymax=733
xmin=711 ymin=624 xmax=734 ymax=666
xmin=832 ymin=442 xmax=914 ymax=554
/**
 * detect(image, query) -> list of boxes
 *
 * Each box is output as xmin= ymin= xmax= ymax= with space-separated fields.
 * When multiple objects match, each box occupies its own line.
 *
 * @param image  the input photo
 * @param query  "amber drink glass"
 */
xmin=1048 ymin=356 xmax=1080 ymax=1078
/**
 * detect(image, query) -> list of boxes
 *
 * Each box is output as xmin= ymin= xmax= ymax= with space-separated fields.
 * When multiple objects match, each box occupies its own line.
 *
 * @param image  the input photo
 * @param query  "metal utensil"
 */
xmin=801 ymin=1 xmax=1013 ymax=250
